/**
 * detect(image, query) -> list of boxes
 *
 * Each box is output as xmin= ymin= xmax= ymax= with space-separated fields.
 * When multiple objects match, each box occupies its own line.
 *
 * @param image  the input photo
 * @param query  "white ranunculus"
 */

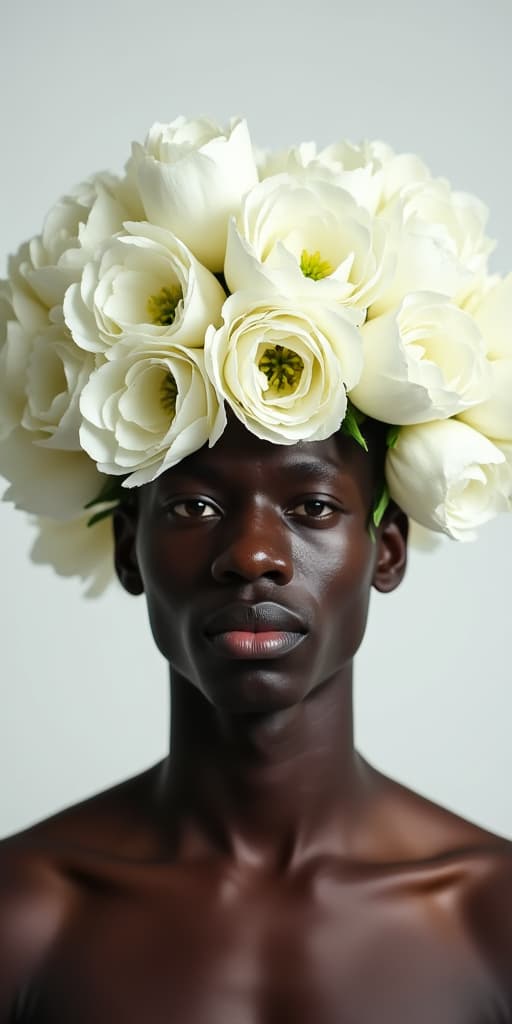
xmin=204 ymin=290 xmax=363 ymax=444
xmin=64 ymin=221 xmax=226 ymax=359
xmin=225 ymin=174 xmax=395 ymax=315
xmin=349 ymin=292 xmax=491 ymax=424
xmin=8 ymin=174 xmax=131 ymax=329
xmin=386 ymin=419 xmax=510 ymax=540
xmin=0 ymin=425 xmax=103 ymax=518
xmin=458 ymin=273 xmax=512 ymax=441
xmin=129 ymin=116 xmax=258 ymax=272
xmin=30 ymin=509 xmax=115 ymax=597
xmin=79 ymin=344 xmax=226 ymax=487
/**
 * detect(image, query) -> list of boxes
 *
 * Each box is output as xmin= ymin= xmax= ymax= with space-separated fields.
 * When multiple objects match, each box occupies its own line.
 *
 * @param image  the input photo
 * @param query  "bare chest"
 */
xmin=19 ymin=863 xmax=508 ymax=1024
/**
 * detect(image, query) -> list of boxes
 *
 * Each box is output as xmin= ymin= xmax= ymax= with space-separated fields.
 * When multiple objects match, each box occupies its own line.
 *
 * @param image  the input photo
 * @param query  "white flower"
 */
xmin=8 ymin=174 xmax=132 ymax=329
xmin=64 ymin=221 xmax=226 ymax=359
xmin=79 ymin=344 xmax=226 ymax=487
xmin=349 ymin=292 xmax=491 ymax=424
xmin=204 ymin=290 xmax=363 ymax=444
xmin=225 ymin=174 xmax=395 ymax=315
xmin=371 ymin=176 xmax=494 ymax=317
xmin=30 ymin=509 xmax=115 ymax=597
xmin=0 ymin=425 xmax=103 ymax=518
xmin=458 ymin=273 xmax=512 ymax=441
xmin=129 ymin=116 xmax=258 ymax=271
xmin=386 ymin=419 xmax=510 ymax=540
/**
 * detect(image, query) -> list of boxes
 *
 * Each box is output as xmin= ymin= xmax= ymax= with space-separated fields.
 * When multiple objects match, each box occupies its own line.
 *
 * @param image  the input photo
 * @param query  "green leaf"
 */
xmin=386 ymin=425 xmax=400 ymax=449
xmin=341 ymin=400 xmax=368 ymax=452
xmin=372 ymin=481 xmax=390 ymax=529
xmin=86 ymin=506 xmax=118 ymax=528
xmin=83 ymin=476 xmax=127 ymax=510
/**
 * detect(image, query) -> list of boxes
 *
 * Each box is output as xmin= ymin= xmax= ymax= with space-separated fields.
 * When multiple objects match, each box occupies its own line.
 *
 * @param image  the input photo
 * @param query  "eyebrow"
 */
xmin=158 ymin=455 xmax=348 ymax=487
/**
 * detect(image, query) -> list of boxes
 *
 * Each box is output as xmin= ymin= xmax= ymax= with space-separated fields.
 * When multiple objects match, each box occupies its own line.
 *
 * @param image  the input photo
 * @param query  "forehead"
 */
xmin=145 ymin=416 xmax=381 ymax=503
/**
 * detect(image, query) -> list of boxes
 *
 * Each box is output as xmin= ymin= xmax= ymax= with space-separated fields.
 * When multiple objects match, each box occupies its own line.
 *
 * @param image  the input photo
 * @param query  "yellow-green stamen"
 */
xmin=300 ymin=249 xmax=333 ymax=281
xmin=258 ymin=345 xmax=304 ymax=394
xmin=147 ymin=285 xmax=182 ymax=326
xmin=160 ymin=372 xmax=178 ymax=417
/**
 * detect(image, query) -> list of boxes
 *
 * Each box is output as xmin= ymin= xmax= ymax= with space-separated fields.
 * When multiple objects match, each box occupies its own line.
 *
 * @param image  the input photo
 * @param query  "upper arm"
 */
xmin=467 ymin=849 xmax=512 ymax=1014
xmin=0 ymin=842 xmax=71 ymax=1023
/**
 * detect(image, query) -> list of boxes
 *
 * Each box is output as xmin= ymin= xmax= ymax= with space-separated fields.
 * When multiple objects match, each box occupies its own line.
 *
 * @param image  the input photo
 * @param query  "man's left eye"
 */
xmin=291 ymin=499 xmax=337 ymax=518
xmin=170 ymin=500 xmax=218 ymax=518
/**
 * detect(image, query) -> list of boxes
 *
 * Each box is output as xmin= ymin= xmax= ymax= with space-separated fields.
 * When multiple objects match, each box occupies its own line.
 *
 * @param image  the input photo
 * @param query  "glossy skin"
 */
xmin=1 ymin=419 xmax=511 ymax=1023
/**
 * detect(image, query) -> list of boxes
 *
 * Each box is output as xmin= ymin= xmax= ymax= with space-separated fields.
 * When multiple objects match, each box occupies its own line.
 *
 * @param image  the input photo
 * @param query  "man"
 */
xmin=1 ymin=416 xmax=511 ymax=1023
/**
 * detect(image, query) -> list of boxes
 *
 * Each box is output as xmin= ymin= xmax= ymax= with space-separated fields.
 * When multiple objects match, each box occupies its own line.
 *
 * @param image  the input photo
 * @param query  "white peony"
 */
xmin=458 ymin=273 xmax=512 ymax=442
xmin=386 ymin=419 xmax=510 ymax=540
xmin=225 ymin=174 xmax=395 ymax=315
xmin=204 ymin=289 xmax=363 ymax=444
xmin=349 ymin=292 xmax=491 ymax=424
xmin=129 ymin=116 xmax=258 ymax=272
xmin=64 ymin=221 xmax=226 ymax=359
xmin=79 ymin=344 xmax=226 ymax=487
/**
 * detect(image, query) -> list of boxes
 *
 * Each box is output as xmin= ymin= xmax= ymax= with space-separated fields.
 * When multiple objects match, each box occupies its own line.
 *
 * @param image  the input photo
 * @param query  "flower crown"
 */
xmin=1 ymin=116 xmax=511 ymax=594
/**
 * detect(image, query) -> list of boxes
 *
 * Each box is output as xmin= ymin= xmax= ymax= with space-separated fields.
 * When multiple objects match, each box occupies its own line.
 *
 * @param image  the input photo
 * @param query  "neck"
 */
xmin=156 ymin=667 xmax=373 ymax=870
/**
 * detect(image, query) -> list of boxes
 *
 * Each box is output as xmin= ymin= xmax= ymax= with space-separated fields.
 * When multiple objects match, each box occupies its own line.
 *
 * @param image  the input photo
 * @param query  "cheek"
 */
xmin=312 ymin=529 xmax=376 ymax=667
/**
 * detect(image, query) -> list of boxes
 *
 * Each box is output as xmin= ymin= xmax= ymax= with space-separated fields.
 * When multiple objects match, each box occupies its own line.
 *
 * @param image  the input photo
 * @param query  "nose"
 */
xmin=211 ymin=505 xmax=293 ymax=586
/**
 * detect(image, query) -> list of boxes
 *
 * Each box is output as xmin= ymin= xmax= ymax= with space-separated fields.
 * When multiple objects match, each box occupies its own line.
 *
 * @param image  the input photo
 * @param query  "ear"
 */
xmin=372 ymin=504 xmax=408 ymax=594
xmin=113 ymin=501 xmax=144 ymax=596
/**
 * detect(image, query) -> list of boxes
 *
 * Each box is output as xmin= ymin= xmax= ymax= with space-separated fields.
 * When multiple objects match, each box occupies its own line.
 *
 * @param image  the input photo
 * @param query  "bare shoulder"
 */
xmin=0 ymin=761 xmax=164 ymax=1019
xmin=366 ymin=760 xmax=512 ymax=999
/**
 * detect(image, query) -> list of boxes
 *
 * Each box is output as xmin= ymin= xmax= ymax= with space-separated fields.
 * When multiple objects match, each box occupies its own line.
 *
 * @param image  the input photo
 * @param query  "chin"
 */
xmin=200 ymin=669 xmax=309 ymax=716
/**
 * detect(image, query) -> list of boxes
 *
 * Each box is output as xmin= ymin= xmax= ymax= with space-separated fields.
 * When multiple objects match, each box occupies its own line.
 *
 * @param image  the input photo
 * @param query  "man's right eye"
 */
xmin=168 ymin=499 xmax=219 ymax=519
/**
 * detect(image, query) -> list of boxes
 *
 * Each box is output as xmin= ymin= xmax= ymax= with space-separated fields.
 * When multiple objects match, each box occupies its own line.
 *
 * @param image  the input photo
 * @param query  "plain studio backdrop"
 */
xmin=0 ymin=0 xmax=511 ymax=840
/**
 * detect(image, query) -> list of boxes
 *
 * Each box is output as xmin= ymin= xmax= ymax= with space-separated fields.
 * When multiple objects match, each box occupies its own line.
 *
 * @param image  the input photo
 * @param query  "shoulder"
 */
xmin=0 ymin=761 xmax=164 ymax=1019
xmin=368 ymin=762 xmax=512 ymax=1003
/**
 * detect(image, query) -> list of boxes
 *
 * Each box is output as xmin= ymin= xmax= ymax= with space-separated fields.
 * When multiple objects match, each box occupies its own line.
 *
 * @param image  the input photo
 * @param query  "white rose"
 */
xmin=64 ymin=221 xmax=226 ymax=359
xmin=30 ymin=509 xmax=115 ymax=598
xmin=204 ymin=290 xmax=363 ymax=444
xmin=129 ymin=116 xmax=258 ymax=271
xmin=386 ymin=419 xmax=510 ymax=540
xmin=458 ymin=273 xmax=512 ymax=441
xmin=225 ymin=174 xmax=394 ymax=315
xmin=8 ymin=174 xmax=131 ymax=329
xmin=349 ymin=292 xmax=491 ymax=424
xmin=79 ymin=344 xmax=226 ymax=487
xmin=0 ymin=425 xmax=103 ymax=519
xmin=0 ymin=320 xmax=94 ymax=448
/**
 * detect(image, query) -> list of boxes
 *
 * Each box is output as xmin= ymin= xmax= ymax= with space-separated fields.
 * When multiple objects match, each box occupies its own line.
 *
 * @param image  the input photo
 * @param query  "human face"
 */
xmin=132 ymin=418 xmax=388 ymax=714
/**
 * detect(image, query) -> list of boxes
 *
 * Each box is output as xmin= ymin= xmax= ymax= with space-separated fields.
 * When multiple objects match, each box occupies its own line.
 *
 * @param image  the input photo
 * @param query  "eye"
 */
xmin=290 ymin=498 xmax=339 ymax=519
xmin=168 ymin=499 xmax=219 ymax=519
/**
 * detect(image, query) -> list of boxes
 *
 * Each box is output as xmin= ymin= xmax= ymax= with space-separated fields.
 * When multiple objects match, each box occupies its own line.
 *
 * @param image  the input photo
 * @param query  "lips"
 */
xmin=203 ymin=601 xmax=307 ymax=637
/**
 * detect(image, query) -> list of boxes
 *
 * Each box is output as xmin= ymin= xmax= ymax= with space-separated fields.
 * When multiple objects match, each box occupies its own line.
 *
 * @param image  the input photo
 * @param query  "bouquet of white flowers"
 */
xmin=1 ymin=116 xmax=511 ymax=594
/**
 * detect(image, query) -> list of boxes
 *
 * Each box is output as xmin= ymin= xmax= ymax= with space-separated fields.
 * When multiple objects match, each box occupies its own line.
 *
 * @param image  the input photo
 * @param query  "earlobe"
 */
xmin=372 ymin=507 xmax=408 ymax=594
xmin=113 ymin=502 xmax=144 ymax=596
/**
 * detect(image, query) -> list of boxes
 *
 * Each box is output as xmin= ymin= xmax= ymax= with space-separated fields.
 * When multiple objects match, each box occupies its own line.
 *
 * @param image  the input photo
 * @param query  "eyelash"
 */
xmin=165 ymin=497 xmax=341 ymax=521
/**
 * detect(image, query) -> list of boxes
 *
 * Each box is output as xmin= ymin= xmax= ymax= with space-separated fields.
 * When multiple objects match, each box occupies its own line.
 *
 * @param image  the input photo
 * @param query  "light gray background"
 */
xmin=1 ymin=0 xmax=511 ymax=840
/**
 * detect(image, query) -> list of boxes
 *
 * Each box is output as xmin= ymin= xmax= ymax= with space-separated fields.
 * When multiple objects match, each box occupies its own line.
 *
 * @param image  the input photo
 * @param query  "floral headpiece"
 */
xmin=1 ymin=116 xmax=511 ymax=594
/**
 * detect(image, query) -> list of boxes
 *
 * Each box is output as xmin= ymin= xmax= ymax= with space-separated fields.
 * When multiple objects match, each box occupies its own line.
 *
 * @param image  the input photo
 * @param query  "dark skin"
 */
xmin=1 ymin=417 xmax=511 ymax=1023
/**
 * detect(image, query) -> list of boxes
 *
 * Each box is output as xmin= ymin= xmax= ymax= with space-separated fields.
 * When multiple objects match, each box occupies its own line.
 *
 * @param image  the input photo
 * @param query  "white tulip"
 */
xmin=458 ymin=273 xmax=512 ymax=441
xmin=225 ymin=174 xmax=395 ymax=315
xmin=204 ymin=290 xmax=363 ymax=444
xmin=129 ymin=116 xmax=258 ymax=271
xmin=386 ymin=419 xmax=510 ymax=540
xmin=350 ymin=292 xmax=491 ymax=424
xmin=64 ymin=222 xmax=226 ymax=359
xmin=79 ymin=344 xmax=226 ymax=487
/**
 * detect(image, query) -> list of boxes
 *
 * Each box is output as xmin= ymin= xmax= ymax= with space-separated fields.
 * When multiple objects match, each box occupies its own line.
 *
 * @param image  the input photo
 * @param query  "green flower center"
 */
xmin=300 ymin=249 xmax=333 ymax=281
xmin=147 ymin=285 xmax=182 ymax=326
xmin=258 ymin=344 xmax=304 ymax=394
xmin=160 ymin=372 xmax=178 ymax=417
